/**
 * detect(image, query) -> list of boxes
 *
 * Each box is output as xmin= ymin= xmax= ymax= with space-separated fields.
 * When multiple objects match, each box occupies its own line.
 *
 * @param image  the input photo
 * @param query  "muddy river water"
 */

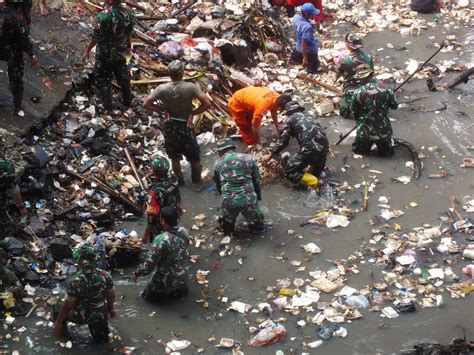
xmin=2 ymin=15 xmax=473 ymax=355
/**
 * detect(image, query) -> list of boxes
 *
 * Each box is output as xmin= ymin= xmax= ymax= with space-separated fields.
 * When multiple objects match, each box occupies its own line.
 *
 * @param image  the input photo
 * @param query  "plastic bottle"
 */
xmin=463 ymin=249 xmax=474 ymax=260
xmin=25 ymin=336 xmax=34 ymax=349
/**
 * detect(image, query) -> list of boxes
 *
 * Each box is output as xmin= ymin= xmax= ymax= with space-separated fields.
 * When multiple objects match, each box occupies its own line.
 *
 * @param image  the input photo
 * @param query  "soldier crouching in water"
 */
xmin=54 ymin=245 xmax=116 ymax=343
xmin=133 ymin=206 xmax=190 ymax=302
xmin=213 ymin=138 xmax=265 ymax=236
xmin=264 ymin=100 xmax=329 ymax=190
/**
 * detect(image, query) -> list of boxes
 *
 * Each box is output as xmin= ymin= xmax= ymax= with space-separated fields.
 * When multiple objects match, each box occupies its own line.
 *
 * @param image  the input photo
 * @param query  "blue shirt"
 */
xmin=293 ymin=14 xmax=319 ymax=54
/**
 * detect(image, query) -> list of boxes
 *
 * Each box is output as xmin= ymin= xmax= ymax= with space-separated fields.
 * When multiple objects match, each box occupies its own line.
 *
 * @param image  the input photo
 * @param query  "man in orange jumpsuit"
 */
xmin=228 ymin=87 xmax=292 ymax=146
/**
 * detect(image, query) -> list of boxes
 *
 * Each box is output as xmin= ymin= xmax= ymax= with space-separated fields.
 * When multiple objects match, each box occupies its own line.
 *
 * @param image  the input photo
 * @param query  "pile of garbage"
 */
xmin=1 ymin=0 xmax=473 ymax=352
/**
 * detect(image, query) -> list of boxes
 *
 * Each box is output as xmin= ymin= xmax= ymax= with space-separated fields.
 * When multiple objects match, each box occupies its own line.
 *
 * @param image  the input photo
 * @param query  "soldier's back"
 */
xmin=66 ymin=269 xmax=113 ymax=321
xmin=150 ymin=174 xmax=180 ymax=207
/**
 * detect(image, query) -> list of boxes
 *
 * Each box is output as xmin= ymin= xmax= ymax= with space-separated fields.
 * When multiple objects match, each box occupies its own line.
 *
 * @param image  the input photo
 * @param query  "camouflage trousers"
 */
xmin=142 ymin=283 xmax=188 ymax=303
xmin=53 ymin=302 xmax=109 ymax=343
xmin=284 ymin=147 xmax=328 ymax=184
xmin=219 ymin=203 xmax=264 ymax=235
xmin=352 ymin=136 xmax=394 ymax=157
xmin=95 ymin=55 xmax=131 ymax=111
xmin=6 ymin=51 xmax=25 ymax=111
xmin=161 ymin=120 xmax=200 ymax=163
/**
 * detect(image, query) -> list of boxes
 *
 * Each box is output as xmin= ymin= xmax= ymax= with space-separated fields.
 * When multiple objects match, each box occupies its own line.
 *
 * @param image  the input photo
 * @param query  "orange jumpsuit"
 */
xmin=228 ymin=87 xmax=280 ymax=146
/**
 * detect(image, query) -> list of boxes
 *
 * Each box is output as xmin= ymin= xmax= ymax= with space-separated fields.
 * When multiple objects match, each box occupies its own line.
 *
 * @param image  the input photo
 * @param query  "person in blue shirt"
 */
xmin=289 ymin=3 xmax=320 ymax=74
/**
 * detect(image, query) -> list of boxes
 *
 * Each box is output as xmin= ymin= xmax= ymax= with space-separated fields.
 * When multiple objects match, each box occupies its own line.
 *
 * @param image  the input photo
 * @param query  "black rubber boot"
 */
xmin=122 ymin=85 xmax=132 ymax=108
xmin=191 ymin=163 xmax=202 ymax=183
xmin=13 ymin=90 xmax=23 ymax=114
xmin=174 ymin=170 xmax=185 ymax=186
xmin=98 ymin=86 xmax=113 ymax=112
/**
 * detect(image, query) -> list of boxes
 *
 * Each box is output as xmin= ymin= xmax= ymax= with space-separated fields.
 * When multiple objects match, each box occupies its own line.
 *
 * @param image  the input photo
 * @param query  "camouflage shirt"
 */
xmin=0 ymin=4 xmax=34 ymax=56
xmin=146 ymin=174 xmax=181 ymax=228
xmin=136 ymin=227 xmax=189 ymax=294
xmin=272 ymin=112 xmax=329 ymax=156
xmin=65 ymin=268 xmax=114 ymax=323
xmin=336 ymin=50 xmax=374 ymax=92
xmin=213 ymin=151 xmax=261 ymax=209
xmin=351 ymin=80 xmax=398 ymax=141
xmin=91 ymin=5 xmax=134 ymax=60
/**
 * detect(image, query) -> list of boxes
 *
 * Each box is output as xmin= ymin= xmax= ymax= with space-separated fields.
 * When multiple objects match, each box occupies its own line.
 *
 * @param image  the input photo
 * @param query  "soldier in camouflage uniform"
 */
xmin=350 ymin=71 xmax=398 ymax=156
xmin=143 ymin=60 xmax=211 ymax=186
xmin=213 ymin=139 xmax=265 ymax=235
xmin=264 ymin=101 xmax=328 ymax=189
xmin=0 ymin=141 xmax=29 ymax=293
xmin=141 ymin=156 xmax=181 ymax=244
xmin=0 ymin=156 xmax=29 ymax=230
xmin=54 ymin=245 xmax=116 ymax=343
xmin=0 ymin=0 xmax=38 ymax=116
xmin=335 ymin=33 xmax=374 ymax=120
xmin=81 ymin=0 xmax=134 ymax=112
xmin=133 ymin=206 xmax=190 ymax=302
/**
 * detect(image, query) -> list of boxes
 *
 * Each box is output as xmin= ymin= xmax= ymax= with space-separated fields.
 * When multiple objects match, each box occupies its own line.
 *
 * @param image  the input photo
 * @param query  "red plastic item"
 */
xmin=248 ymin=321 xmax=287 ymax=347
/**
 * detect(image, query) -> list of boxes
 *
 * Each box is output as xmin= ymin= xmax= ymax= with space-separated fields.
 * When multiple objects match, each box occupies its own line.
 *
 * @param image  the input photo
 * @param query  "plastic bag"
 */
xmin=318 ymin=324 xmax=340 ymax=340
xmin=345 ymin=294 xmax=370 ymax=309
xmin=248 ymin=320 xmax=286 ymax=347
xmin=395 ymin=301 xmax=416 ymax=313
xmin=158 ymin=41 xmax=184 ymax=60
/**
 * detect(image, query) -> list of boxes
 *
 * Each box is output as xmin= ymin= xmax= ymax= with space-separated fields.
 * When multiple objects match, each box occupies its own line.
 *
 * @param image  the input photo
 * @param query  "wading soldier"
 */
xmin=264 ymin=101 xmax=328 ymax=190
xmin=54 ymin=245 xmax=116 ymax=343
xmin=213 ymin=138 xmax=265 ymax=236
xmin=143 ymin=60 xmax=211 ymax=185
xmin=133 ymin=206 xmax=190 ymax=302
xmin=351 ymin=70 xmax=398 ymax=156
xmin=141 ymin=156 xmax=181 ymax=244
xmin=335 ymin=33 xmax=374 ymax=120
xmin=81 ymin=0 xmax=134 ymax=112
xmin=0 ymin=0 xmax=38 ymax=117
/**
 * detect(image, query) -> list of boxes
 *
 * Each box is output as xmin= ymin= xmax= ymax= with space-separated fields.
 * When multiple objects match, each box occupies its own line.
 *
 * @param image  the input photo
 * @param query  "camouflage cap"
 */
xmin=215 ymin=138 xmax=236 ymax=152
xmin=282 ymin=100 xmax=304 ymax=116
xmin=354 ymin=63 xmax=374 ymax=80
xmin=152 ymin=156 xmax=170 ymax=173
xmin=345 ymin=33 xmax=363 ymax=50
xmin=168 ymin=60 xmax=185 ymax=76
xmin=73 ymin=244 xmax=98 ymax=270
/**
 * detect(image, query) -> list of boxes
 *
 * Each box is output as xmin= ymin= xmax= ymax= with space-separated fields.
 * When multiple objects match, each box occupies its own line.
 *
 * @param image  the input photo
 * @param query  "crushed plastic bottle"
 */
xmin=248 ymin=320 xmax=286 ymax=347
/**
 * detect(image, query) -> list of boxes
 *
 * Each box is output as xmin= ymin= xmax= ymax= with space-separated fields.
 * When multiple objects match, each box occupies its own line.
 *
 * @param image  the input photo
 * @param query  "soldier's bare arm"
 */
xmin=106 ymin=289 xmax=116 ymax=319
xmin=54 ymin=300 xmax=75 ymax=337
xmin=143 ymin=95 xmax=165 ymax=114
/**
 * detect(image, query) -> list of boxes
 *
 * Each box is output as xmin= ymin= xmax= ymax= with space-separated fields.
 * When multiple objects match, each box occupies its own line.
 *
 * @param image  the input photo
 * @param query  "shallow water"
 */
xmin=2 ymin=18 xmax=473 ymax=355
